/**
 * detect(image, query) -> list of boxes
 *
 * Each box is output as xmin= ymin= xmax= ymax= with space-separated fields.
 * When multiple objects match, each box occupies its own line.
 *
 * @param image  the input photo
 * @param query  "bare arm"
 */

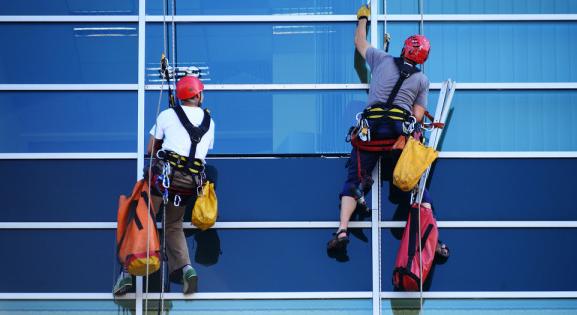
xmin=354 ymin=19 xmax=371 ymax=59
xmin=413 ymin=104 xmax=426 ymax=123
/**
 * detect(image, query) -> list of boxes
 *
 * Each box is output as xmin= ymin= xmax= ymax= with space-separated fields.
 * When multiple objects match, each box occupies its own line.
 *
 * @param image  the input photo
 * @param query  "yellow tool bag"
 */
xmin=192 ymin=181 xmax=218 ymax=230
xmin=393 ymin=137 xmax=438 ymax=191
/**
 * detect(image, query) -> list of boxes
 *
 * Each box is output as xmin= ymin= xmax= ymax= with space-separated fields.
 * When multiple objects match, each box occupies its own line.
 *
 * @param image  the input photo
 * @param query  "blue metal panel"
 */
xmin=425 ymin=0 xmax=577 ymax=14
xmin=0 ymin=160 xmax=136 ymax=222
xmin=381 ymin=228 xmax=577 ymax=291
xmin=0 ymin=92 xmax=137 ymax=153
xmin=0 ymin=229 xmax=372 ymax=293
xmin=0 ymin=24 xmax=137 ymax=84
xmin=425 ymin=22 xmax=577 ymax=83
xmin=174 ymin=229 xmax=372 ymax=292
xmin=426 ymin=158 xmax=577 ymax=221
xmin=0 ymin=0 xmax=137 ymax=15
xmin=0 ymin=230 xmax=117 ymax=292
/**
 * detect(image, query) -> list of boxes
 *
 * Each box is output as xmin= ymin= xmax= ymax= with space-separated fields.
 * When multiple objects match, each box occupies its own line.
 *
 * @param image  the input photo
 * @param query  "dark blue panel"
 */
xmin=425 ymin=0 xmax=577 ymax=14
xmin=0 ymin=0 xmax=137 ymax=15
xmin=0 ymin=92 xmax=137 ymax=153
xmin=426 ymin=158 xmax=577 ymax=220
xmin=146 ymin=0 xmax=413 ymax=15
xmin=426 ymin=90 xmax=577 ymax=151
xmin=426 ymin=22 xmax=577 ymax=83
xmin=381 ymin=228 xmax=577 ymax=291
xmin=0 ymin=160 xmax=136 ymax=222
xmin=0 ymin=230 xmax=117 ymax=292
xmin=146 ymin=23 xmax=419 ymax=85
xmin=146 ymin=91 xmax=367 ymax=154
xmin=176 ymin=229 xmax=372 ymax=292
xmin=207 ymin=158 xmax=350 ymax=221
xmin=0 ymin=24 xmax=137 ymax=84
xmin=0 ymin=229 xmax=371 ymax=293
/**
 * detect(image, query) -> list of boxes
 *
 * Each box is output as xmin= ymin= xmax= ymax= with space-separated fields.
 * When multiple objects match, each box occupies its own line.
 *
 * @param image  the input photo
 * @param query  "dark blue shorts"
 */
xmin=340 ymin=120 xmax=432 ymax=204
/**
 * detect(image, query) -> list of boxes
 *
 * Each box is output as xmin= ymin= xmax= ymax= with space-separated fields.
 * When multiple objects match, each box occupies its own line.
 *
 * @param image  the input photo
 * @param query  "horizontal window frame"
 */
xmin=1 ymin=291 xmax=576 ymax=300
xmin=1 ymin=221 xmax=576 ymax=229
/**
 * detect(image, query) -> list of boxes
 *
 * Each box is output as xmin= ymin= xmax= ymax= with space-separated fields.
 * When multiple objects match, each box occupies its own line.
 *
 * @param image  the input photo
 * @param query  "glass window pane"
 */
xmin=147 ymin=0 xmax=368 ymax=15
xmin=381 ymin=228 xmax=577 ymax=291
xmin=427 ymin=90 xmax=577 ymax=151
xmin=145 ymin=90 xmax=367 ymax=154
xmin=425 ymin=0 xmax=577 ymax=14
xmin=0 ymin=0 xmax=137 ymax=15
xmin=0 ymin=24 xmax=137 ymax=84
xmin=0 ymin=91 xmax=137 ymax=153
xmin=425 ymin=22 xmax=577 ymax=83
xmin=146 ymin=22 xmax=365 ymax=84
xmin=0 ymin=160 xmax=136 ymax=222
xmin=0 ymin=301 xmax=135 ymax=315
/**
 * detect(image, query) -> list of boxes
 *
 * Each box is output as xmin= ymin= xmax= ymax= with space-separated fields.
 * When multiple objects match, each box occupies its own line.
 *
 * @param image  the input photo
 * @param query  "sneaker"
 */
xmin=182 ymin=267 xmax=198 ymax=294
xmin=113 ymin=272 xmax=132 ymax=296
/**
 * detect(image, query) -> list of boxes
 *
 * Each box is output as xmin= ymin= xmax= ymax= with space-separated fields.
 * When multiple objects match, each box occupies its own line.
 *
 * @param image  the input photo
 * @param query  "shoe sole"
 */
xmin=183 ymin=275 xmax=198 ymax=294
xmin=113 ymin=282 xmax=132 ymax=296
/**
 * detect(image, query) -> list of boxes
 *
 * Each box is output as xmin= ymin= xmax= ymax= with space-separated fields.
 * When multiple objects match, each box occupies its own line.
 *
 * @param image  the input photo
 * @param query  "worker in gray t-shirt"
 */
xmin=327 ymin=4 xmax=449 ymax=262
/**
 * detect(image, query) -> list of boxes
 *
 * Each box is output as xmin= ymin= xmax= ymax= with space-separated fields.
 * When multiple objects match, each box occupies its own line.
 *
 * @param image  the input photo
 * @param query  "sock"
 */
xmin=182 ymin=264 xmax=193 ymax=273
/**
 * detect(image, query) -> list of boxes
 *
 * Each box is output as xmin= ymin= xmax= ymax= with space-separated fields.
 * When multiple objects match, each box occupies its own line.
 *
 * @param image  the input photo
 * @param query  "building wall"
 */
xmin=0 ymin=1 xmax=576 ymax=314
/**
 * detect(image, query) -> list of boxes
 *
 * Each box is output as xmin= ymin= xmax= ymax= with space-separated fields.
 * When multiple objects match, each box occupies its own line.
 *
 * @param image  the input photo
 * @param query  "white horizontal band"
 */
xmin=0 ymin=84 xmax=137 ymax=91
xmin=1 ymin=152 xmax=576 ymax=160
xmin=145 ymin=14 xmax=577 ymax=23
xmin=1 ymin=291 xmax=576 ymax=300
xmin=2 ymin=83 xmax=577 ymax=91
xmin=1 ymin=221 xmax=576 ymax=230
xmin=439 ymin=151 xmax=577 ymax=158
xmin=2 ymin=14 xmax=577 ymax=23
xmin=0 ymin=15 xmax=138 ymax=22
xmin=0 ymin=153 xmax=137 ymax=160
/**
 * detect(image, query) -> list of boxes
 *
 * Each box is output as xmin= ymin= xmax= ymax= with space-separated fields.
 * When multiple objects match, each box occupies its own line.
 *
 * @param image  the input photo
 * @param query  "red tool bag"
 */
xmin=116 ymin=179 xmax=161 ymax=276
xmin=393 ymin=204 xmax=438 ymax=291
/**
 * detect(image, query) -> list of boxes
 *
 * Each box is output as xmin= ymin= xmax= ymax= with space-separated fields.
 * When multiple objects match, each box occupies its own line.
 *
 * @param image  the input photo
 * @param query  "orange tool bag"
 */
xmin=116 ymin=179 xmax=161 ymax=276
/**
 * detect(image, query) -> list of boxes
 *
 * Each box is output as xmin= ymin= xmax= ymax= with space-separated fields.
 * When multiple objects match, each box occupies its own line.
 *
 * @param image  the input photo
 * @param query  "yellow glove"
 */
xmin=357 ymin=5 xmax=370 ymax=20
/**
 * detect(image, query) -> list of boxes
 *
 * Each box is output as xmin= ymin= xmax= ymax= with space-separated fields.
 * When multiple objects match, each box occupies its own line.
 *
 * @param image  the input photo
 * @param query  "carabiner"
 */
xmin=173 ymin=194 xmax=181 ymax=207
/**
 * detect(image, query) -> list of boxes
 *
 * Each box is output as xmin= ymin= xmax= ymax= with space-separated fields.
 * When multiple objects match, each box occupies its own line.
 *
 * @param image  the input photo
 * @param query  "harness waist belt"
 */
xmin=363 ymin=104 xmax=411 ymax=122
xmin=157 ymin=150 xmax=204 ymax=174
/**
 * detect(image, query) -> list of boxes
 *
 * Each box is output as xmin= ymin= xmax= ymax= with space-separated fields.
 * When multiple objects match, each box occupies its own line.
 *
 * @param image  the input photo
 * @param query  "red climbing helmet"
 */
xmin=176 ymin=76 xmax=204 ymax=100
xmin=402 ymin=35 xmax=431 ymax=64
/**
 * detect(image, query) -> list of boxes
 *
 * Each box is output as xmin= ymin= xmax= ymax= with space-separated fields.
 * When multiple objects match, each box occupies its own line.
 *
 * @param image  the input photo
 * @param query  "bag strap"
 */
xmin=383 ymin=57 xmax=420 ymax=108
xmin=172 ymin=106 xmax=211 ymax=159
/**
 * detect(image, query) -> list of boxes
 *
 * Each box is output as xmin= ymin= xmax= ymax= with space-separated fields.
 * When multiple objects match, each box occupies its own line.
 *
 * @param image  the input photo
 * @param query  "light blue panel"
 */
xmin=425 ymin=0 xmax=577 ymax=14
xmin=145 ymin=90 xmax=368 ymax=154
xmin=427 ymin=90 xmax=577 ymax=151
xmin=0 ymin=23 xmax=137 ymax=84
xmin=425 ymin=22 xmax=577 ymax=83
xmin=383 ymin=300 xmax=577 ymax=315
xmin=0 ymin=92 xmax=137 ymax=153
xmin=146 ymin=22 xmax=362 ymax=84
xmin=0 ymin=301 xmax=134 ymax=315
xmin=0 ymin=0 xmax=137 ymax=15
xmin=145 ymin=300 xmax=372 ymax=314
xmin=145 ymin=0 xmax=411 ymax=15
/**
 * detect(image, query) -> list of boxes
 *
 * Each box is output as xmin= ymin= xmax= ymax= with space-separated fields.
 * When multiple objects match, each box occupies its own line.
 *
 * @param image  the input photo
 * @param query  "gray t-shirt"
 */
xmin=365 ymin=47 xmax=430 ymax=113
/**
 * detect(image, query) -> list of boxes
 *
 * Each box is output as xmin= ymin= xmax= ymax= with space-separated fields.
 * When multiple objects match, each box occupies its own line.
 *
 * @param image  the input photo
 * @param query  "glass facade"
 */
xmin=1 ymin=1 xmax=576 ymax=314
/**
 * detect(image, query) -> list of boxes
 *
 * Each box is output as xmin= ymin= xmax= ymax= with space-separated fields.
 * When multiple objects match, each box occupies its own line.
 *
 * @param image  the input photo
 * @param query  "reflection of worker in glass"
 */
xmin=327 ymin=5 xmax=447 ymax=260
xmin=114 ymin=76 xmax=215 ymax=295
